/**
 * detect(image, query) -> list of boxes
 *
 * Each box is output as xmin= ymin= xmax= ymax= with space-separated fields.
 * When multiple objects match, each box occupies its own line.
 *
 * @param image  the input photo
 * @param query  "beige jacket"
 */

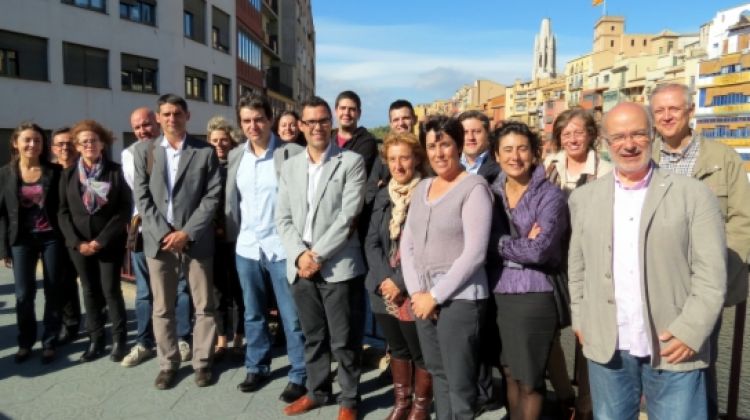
xmin=653 ymin=135 xmax=750 ymax=306
xmin=544 ymin=149 xmax=613 ymax=195
xmin=568 ymin=168 xmax=726 ymax=371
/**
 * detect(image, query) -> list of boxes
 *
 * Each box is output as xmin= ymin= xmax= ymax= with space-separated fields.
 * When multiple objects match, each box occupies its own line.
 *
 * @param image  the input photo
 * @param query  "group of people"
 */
xmin=1 ymin=82 xmax=748 ymax=420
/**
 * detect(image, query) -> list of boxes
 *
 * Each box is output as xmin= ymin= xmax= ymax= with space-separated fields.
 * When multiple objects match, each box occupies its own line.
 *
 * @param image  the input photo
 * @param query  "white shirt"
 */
xmin=612 ymin=167 xmax=653 ymax=357
xmin=160 ymin=135 xmax=185 ymax=225
xmin=302 ymin=144 xmax=330 ymax=244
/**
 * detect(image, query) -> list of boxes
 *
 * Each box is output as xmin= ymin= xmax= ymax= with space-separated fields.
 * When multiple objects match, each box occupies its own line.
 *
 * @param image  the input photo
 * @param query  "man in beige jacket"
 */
xmin=568 ymin=102 xmax=726 ymax=419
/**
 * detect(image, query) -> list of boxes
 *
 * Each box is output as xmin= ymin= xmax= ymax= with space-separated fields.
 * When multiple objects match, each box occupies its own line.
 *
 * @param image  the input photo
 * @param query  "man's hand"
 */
xmin=296 ymin=250 xmax=321 ymax=279
xmin=3 ymin=257 xmax=12 ymax=268
xmin=379 ymin=278 xmax=402 ymax=303
xmin=161 ymin=231 xmax=189 ymax=252
xmin=79 ymin=242 xmax=95 ymax=256
xmin=411 ymin=292 xmax=438 ymax=319
xmin=574 ymin=329 xmax=584 ymax=345
xmin=659 ymin=331 xmax=696 ymax=364
xmin=89 ymin=240 xmax=102 ymax=253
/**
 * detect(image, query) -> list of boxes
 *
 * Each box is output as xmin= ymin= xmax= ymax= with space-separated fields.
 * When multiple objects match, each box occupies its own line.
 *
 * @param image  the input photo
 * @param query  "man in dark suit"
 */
xmin=458 ymin=110 xmax=500 ymax=184
xmin=276 ymin=96 xmax=367 ymax=420
xmin=133 ymin=94 xmax=221 ymax=389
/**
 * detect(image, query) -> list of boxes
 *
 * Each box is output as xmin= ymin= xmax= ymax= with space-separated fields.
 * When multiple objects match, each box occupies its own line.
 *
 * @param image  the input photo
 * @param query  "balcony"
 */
xmin=265 ymin=66 xmax=293 ymax=98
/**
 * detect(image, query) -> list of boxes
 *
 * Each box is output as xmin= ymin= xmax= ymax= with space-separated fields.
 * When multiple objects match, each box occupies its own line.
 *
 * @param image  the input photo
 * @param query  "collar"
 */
xmin=659 ymin=132 xmax=698 ymax=160
xmin=306 ymin=141 xmax=332 ymax=165
xmin=461 ymin=150 xmax=489 ymax=169
xmin=160 ymin=134 xmax=186 ymax=151
xmin=614 ymin=162 xmax=654 ymax=191
xmin=243 ymin=134 xmax=279 ymax=159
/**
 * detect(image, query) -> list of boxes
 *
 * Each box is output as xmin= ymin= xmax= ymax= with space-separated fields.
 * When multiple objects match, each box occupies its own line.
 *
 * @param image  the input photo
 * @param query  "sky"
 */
xmin=311 ymin=0 xmax=749 ymax=127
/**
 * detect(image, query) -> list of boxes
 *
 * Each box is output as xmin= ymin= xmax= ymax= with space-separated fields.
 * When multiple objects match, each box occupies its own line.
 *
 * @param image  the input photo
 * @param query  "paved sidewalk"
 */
xmin=0 ymin=269 xmax=507 ymax=419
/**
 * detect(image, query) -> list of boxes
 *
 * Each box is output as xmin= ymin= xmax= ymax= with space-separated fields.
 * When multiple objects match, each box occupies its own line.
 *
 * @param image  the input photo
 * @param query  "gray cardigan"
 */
xmin=400 ymin=174 xmax=492 ymax=304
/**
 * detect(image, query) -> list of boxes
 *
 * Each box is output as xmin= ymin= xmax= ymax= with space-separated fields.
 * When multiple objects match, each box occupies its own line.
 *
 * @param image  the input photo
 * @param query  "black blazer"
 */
xmin=364 ymin=186 xmax=407 ymax=314
xmin=0 ymin=162 xmax=62 ymax=258
xmin=57 ymin=159 xmax=131 ymax=251
xmin=477 ymin=158 xmax=501 ymax=185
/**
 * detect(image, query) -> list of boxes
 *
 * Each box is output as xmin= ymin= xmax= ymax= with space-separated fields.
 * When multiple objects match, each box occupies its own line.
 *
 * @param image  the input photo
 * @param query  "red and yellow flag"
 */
xmin=593 ymin=0 xmax=604 ymax=5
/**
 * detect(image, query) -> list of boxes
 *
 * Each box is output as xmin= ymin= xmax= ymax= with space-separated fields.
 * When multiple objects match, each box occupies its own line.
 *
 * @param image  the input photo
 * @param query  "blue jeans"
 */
xmin=11 ymin=232 xmax=63 ymax=349
xmin=588 ymin=350 xmax=707 ymax=420
xmin=235 ymin=252 xmax=306 ymax=385
xmin=132 ymin=250 xmax=192 ymax=348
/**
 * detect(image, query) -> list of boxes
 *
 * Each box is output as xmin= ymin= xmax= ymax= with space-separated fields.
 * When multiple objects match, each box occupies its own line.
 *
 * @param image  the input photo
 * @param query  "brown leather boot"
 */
xmin=407 ymin=365 xmax=432 ymax=420
xmin=386 ymin=358 xmax=413 ymax=420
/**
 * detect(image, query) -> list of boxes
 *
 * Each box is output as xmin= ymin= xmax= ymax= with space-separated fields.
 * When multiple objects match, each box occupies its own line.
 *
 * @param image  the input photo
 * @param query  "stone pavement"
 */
xmin=0 ymin=268 xmax=508 ymax=420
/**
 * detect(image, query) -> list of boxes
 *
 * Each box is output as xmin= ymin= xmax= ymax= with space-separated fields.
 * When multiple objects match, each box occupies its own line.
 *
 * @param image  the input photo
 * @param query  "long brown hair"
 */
xmin=10 ymin=121 xmax=50 ymax=165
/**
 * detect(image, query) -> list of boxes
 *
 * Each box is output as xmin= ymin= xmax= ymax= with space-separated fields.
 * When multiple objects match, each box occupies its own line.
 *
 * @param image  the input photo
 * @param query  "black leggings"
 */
xmin=374 ymin=313 xmax=425 ymax=368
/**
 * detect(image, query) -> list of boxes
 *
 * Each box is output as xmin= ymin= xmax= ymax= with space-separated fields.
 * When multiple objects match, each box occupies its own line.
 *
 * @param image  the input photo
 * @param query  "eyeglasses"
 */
xmin=604 ymin=130 xmax=651 ymax=146
xmin=300 ymin=118 xmax=331 ymax=128
xmin=561 ymin=130 xmax=587 ymax=140
xmin=78 ymin=139 xmax=101 ymax=146
xmin=53 ymin=142 xmax=74 ymax=149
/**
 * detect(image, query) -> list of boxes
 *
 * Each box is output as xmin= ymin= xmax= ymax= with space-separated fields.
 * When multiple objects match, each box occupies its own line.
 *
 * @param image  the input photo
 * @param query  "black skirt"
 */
xmin=495 ymin=292 xmax=558 ymax=390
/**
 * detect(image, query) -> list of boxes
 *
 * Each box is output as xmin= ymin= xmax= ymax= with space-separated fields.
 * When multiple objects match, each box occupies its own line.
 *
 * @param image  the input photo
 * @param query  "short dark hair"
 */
xmin=424 ymin=115 xmax=464 ymax=152
xmin=300 ymin=96 xmax=332 ymax=118
xmin=237 ymin=93 xmax=273 ymax=121
xmin=51 ymin=126 xmax=71 ymax=139
xmin=157 ymin=93 xmax=188 ymax=113
xmin=10 ymin=121 xmax=50 ymax=164
xmin=491 ymin=121 xmax=541 ymax=160
xmin=457 ymin=110 xmax=490 ymax=133
xmin=388 ymin=99 xmax=415 ymax=117
xmin=335 ymin=90 xmax=361 ymax=110
xmin=272 ymin=109 xmax=300 ymax=134
xmin=551 ymin=107 xmax=598 ymax=151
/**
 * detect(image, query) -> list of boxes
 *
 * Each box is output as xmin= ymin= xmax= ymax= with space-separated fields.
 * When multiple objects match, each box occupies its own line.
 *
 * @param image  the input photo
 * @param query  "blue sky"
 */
xmin=312 ymin=0 xmax=748 ymax=127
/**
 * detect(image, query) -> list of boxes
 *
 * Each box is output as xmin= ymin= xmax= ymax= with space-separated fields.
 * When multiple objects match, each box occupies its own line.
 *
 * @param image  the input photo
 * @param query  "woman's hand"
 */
xmin=528 ymin=222 xmax=542 ymax=239
xmin=79 ymin=242 xmax=95 ymax=256
xmin=411 ymin=292 xmax=438 ymax=319
xmin=379 ymin=278 xmax=401 ymax=302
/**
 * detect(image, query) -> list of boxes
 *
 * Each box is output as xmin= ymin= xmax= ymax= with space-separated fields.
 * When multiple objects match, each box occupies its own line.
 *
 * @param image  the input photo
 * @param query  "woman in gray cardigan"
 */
xmin=400 ymin=116 xmax=493 ymax=420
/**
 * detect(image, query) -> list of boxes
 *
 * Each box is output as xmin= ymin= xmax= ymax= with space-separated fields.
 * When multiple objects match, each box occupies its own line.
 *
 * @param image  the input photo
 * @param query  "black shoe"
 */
xmin=110 ymin=341 xmax=127 ymax=362
xmin=41 ymin=348 xmax=55 ymax=365
xmin=155 ymin=369 xmax=177 ymax=390
xmin=237 ymin=373 xmax=270 ymax=392
xmin=195 ymin=367 xmax=213 ymax=387
xmin=279 ymin=382 xmax=307 ymax=403
xmin=14 ymin=348 xmax=32 ymax=364
xmin=57 ymin=326 xmax=79 ymax=345
xmin=79 ymin=338 xmax=106 ymax=363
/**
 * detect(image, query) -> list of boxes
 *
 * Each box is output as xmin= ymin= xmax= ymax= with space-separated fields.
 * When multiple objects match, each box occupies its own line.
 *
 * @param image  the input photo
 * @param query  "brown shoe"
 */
xmin=283 ymin=395 xmax=319 ymax=416
xmin=337 ymin=406 xmax=357 ymax=420
xmin=194 ymin=367 xmax=212 ymax=387
xmin=154 ymin=369 xmax=177 ymax=390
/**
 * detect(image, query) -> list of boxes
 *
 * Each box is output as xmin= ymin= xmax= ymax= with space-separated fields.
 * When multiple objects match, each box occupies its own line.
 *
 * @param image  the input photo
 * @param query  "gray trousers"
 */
xmin=291 ymin=274 xmax=364 ymax=408
xmin=416 ymin=299 xmax=487 ymax=420
xmin=148 ymin=251 xmax=215 ymax=370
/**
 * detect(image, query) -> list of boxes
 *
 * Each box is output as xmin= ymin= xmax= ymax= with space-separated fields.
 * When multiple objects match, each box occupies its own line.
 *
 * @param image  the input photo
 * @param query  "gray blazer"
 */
xmin=568 ymin=166 xmax=726 ymax=371
xmin=224 ymin=138 xmax=304 ymax=241
xmin=275 ymin=142 xmax=367 ymax=284
xmin=133 ymin=136 xmax=222 ymax=259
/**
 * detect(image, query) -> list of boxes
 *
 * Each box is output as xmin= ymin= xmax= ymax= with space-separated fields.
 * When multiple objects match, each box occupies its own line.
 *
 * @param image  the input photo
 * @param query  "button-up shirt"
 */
xmin=461 ymin=150 xmax=489 ymax=175
xmin=302 ymin=143 xmax=331 ymax=244
xmin=160 ymin=135 xmax=185 ymax=225
xmin=658 ymin=134 xmax=700 ymax=176
xmin=236 ymin=135 xmax=286 ymax=261
xmin=612 ymin=165 xmax=653 ymax=357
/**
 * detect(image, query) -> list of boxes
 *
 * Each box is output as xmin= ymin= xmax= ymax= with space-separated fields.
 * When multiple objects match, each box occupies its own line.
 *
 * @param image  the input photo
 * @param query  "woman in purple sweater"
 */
xmin=489 ymin=121 xmax=569 ymax=420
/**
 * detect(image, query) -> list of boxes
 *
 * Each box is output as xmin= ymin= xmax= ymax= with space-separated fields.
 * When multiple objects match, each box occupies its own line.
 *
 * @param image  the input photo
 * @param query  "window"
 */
xmin=185 ymin=67 xmax=206 ymax=100
xmin=122 ymin=132 xmax=138 ymax=149
xmin=120 ymin=1 xmax=156 ymax=26
xmin=63 ymin=42 xmax=108 ymax=88
xmin=62 ymin=0 xmax=105 ymax=12
xmin=248 ymin=0 xmax=260 ymax=11
xmin=603 ymin=74 xmax=610 ymax=83
xmin=184 ymin=0 xmax=206 ymax=43
xmin=212 ymin=75 xmax=231 ymax=105
xmin=631 ymin=39 xmax=635 ymax=47
xmin=238 ymin=30 xmax=262 ymax=70
xmin=0 ymin=30 xmax=47 ymax=81
xmin=211 ymin=6 xmax=230 ymax=53
xmin=610 ymin=40 xmax=614 ymax=47
xmin=643 ymin=39 xmax=647 ymax=46
xmin=121 ymin=53 xmax=158 ymax=93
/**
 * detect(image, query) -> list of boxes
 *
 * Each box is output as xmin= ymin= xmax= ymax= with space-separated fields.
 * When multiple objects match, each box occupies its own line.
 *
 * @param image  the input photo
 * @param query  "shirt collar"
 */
xmin=659 ymin=133 xmax=698 ymax=160
xmin=614 ymin=162 xmax=654 ymax=191
xmin=160 ymin=134 xmax=186 ymax=151
xmin=306 ymin=141 xmax=332 ymax=166
xmin=461 ymin=150 xmax=489 ymax=171
xmin=243 ymin=134 xmax=279 ymax=160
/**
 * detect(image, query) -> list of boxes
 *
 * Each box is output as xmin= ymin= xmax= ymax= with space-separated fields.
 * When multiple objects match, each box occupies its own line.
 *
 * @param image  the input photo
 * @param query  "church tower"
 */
xmin=532 ymin=18 xmax=556 ymax=79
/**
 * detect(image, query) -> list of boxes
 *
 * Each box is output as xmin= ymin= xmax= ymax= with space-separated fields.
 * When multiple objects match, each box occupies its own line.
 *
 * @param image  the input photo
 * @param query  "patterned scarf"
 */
xmin=78 ymin=157 xmax=110 ymax=214
xmin=388 ymin=176 xmax=421 ymax=241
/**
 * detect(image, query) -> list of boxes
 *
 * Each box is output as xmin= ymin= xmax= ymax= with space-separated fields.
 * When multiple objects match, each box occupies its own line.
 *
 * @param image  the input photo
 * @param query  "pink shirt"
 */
xmin=612 ymin=166 xmax=653 ymax=357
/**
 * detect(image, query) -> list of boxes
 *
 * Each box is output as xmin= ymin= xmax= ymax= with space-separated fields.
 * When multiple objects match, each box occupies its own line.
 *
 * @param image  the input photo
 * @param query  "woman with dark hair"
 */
xmin=489 ymin=121 xmax=569 ymax=420
xmin=400 ymin=115 xmax=493 ymax=419
xmin=365 ymin=131 xmax=431 ymax=420
xmin=272 ymin=110 xmax=306 ymax=146
xmin=58 ymin=120 xmax=131 ymax=363
xmin=0 ymin=122 xmax=63 ymax=364
xmin=207 ymin=115 xmax=245 ymax=361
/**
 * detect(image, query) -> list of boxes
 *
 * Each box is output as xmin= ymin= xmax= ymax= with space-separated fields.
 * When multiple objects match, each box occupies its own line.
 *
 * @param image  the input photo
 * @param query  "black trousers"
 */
xmin=213 ymin=240 xmax=244 ymax=337
xmin=416 ymin=299 xmax=487 ymax=420
xmin=373 ymin=312 xmax=424 ymax=368
xmin=291 ymin=274 xmax=364 ymax=408
xmin=59 ymin=251 xmax=81 ymax=330
xmin=68 ymin=244 xmax=127 ymax=343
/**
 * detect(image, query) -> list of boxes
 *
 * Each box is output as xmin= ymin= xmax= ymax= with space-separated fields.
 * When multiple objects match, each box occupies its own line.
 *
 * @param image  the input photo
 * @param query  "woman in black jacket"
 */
xmin=0 ymin=122 xmax=64 ymax=364
xmin=58 ymin=120 xmax=131 ymax=363
xmin=364 ymin=131 xmax=431 ymax=420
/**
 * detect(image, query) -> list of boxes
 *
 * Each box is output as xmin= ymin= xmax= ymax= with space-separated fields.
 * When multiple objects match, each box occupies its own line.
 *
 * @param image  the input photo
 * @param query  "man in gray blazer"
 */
xmin=275 ymin=96 xmax=367 ymax=420
xmin=568 ymin=102 xmax=726 ymax=419
xmin=133 ymin=94 xmax=221 ymax=390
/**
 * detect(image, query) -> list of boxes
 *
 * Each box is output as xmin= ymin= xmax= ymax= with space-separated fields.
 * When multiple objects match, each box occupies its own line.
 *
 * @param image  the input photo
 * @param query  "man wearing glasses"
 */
xmin=276 ymin=96 xmax=367 ymax=420
xmin=50 ymin=128 xmax=81 ymax=345
xmin=568 ymin=101 xmax=726 ymax=419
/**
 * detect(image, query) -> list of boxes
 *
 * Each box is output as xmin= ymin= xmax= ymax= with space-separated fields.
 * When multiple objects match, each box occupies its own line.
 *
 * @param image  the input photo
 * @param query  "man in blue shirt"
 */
xmin=224 ymin=94 xmax=307 ymax=403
